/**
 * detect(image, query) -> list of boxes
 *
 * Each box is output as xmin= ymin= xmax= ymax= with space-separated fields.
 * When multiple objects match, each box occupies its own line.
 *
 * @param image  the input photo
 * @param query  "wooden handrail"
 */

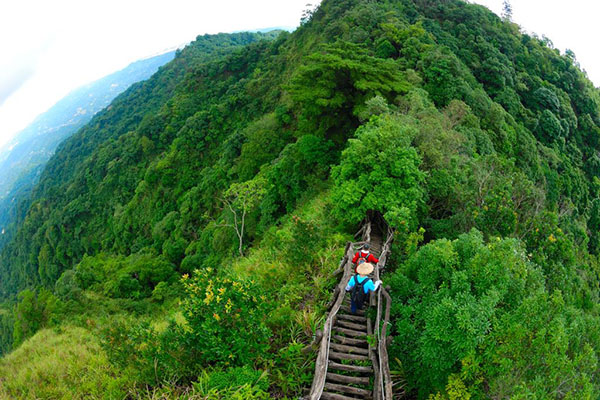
xmin=379 ymin=287 xmax=393 ymax=399
xmin=373 ymin=224 xmax=394 ymax=400
xmin=308 ymin=242 xmax=355 ymax=400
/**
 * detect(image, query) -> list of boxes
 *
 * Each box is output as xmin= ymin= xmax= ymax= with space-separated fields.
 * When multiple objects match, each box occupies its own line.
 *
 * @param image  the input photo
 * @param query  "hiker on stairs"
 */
xmin=345 ymin=263 xmax=382 ymax=314
xmin=352 ymin=243 xmax=379 ymax=272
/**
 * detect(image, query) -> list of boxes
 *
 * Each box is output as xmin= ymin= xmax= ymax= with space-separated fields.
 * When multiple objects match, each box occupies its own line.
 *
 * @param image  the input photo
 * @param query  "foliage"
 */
xmin=181 ymin=270 xmax=271 ymax=366
xmin=390 ymin=230 xmax=600 ymax=399
xmin=12 ymin=288 xmax=61 ymax=348
xmin=74 ymin=252 xmax=177 ymax=299
xmin=332 ymin=115 xmax=425 ymax=229
xmin=196 ymin=366 xmax=268 ymax=393
xmin=288 ymin=40 xmax=410 ymax=142
xmin=192 ymin=367 xmax=270 ymax=400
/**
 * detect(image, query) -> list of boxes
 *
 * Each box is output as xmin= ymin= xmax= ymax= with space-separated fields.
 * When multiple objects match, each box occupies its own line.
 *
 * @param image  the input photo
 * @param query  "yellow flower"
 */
xmin=548 ymin=234 xmax=556 ymax=243
xmin=218 ymin=287 xmax=226 ymax=295
xmin=182 ymin=274 xmax=189 ymax=280
xmin=213 ymin=313 xmax=221 ymax=321
xmin=204 ymin=290 xmax=214 ymax=305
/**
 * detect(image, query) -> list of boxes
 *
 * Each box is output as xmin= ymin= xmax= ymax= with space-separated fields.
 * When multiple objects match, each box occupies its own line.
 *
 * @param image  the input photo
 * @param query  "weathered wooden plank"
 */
xmin=328 ymin=350 xmax=370 ymax=362
xmin=332 ymin=335 xmax=368 ymax=347
xmin=320 ymin=391 xmax=362 ymax=400
xmin=328 ymin=360 xmax=373 ymax=374
xmin=334 ymin=326 xmax=367 ymax=338
xmin=326 ymin=372 xmax=370 ymax=385
xmin=337 ymin=319 xmax=367 ymax=332
xmin=337 ymin=313 xmax=367 ymax=323
xmin=329 ymin=342 xmax=369 ymax=355
xmin=324 ymin=382 xmax=372 ymax=398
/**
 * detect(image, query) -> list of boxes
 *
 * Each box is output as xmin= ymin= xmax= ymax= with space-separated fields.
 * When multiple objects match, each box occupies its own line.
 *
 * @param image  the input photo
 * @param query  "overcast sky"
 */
xmin=0 ymin=0 xmax=599 ymax=149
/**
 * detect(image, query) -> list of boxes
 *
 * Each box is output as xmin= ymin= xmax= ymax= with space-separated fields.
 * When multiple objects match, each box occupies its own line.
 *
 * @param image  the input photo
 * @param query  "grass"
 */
xmin=0 ymin=326 xmax=129 ymax=399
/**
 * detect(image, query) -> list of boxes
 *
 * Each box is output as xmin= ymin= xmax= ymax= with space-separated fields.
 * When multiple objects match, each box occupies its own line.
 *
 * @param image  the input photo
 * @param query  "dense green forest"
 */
xmin=1 ymin=0 xmax=600 ymax=398
xmin=0 ymin=50 xmax=176 ymax=254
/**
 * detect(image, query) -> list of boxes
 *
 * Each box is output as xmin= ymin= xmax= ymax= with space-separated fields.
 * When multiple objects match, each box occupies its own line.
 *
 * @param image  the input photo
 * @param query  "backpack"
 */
xmin=351 ymin=275 xmax=371 ymax=310
xmin=357 ymin=252 xmax=369 ymax=265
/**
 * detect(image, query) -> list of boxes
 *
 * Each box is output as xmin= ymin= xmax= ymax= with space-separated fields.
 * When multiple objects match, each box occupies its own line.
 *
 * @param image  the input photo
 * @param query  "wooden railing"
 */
xmin=373 ymin=225 xmax=394 ymax=400
xmin=308 ymin=241 xmax=357 ymax=400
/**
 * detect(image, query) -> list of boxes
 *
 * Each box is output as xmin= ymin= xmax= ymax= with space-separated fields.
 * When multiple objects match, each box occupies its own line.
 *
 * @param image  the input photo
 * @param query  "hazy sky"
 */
xmin=0 ymin=0 xmax=599 ymax=149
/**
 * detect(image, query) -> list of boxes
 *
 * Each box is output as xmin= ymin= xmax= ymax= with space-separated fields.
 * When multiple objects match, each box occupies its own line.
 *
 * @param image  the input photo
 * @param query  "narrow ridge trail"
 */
xmin=307 ymin=215 xmax=394 ymax=400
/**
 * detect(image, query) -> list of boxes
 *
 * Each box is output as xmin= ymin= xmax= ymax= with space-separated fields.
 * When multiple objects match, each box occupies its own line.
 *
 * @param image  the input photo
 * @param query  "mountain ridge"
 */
xmin=0 ymin=1 xmax=599 ymax=398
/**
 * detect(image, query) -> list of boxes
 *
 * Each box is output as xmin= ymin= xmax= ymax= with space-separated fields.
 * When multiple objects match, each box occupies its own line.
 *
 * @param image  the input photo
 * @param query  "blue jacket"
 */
xmin=345 ymin=274 xmax=380 ymax=294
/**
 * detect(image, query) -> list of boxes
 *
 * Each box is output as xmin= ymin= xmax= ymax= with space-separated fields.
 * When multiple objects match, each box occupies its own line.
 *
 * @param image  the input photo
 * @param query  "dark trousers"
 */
xmin=350 ymin=292 xmax=369 ymax=313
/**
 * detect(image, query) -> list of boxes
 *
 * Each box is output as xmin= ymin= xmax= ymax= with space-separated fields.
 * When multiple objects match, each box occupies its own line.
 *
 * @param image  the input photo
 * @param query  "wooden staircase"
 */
xmin=321 ymin=297 xmax=372 ymax=400
xmin=307 ymin=216 xmax=393 ymax=400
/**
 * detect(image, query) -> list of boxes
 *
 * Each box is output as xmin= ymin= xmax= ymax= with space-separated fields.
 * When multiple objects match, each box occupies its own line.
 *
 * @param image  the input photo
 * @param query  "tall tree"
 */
xmin=502 ymin=0 xmax=513 ymax=21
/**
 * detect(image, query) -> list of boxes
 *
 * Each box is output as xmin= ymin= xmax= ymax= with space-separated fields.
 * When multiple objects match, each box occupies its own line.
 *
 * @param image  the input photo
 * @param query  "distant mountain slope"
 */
xmin=0 ymin=30 xmax=281 ymax=295
xmin=0 ymin=51 xmax=176 ymax=199
xmin=0 ymin=51 xmax=175 ymax=247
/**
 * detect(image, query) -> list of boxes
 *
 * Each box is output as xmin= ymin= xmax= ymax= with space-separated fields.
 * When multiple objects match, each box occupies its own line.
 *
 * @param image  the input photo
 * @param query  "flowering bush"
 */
xmin=182 ymin=269 xmax=271 ymax=365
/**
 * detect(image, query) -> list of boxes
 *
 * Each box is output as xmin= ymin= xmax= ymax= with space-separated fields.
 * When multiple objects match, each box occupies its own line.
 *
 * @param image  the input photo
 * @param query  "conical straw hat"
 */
xmin=357 ymin=262 xmax=374 ymax=276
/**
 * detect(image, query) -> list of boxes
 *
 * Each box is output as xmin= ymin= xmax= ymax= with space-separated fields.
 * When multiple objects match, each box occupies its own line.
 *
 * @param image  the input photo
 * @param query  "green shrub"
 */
xmin=193 ymin=368 xmax=271 ymax=400
xmin=54 ymin=269 xmax=82 ymax=301
xmin=181 ymin=270 xmax=271 ymax=365
xmin=389 ymin=230 xmax=544 ymax=396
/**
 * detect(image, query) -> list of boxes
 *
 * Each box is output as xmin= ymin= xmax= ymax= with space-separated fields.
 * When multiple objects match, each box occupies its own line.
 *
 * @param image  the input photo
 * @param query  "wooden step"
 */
xmin=332 ymin=335 xmax=368 ymax=347
xmin=335 ymin=327 xmax=367 ymax=338
xmin=328 ymin=350 xmax=370 ymax=362
xmin=328 ymin=360 xmax=373 ymax=374
xmin=321 ymin=391 xmax=363 ymax=400
xmin=330 ymin=342 xmax=369 ymax=355
xmin=324 ymin=382 xmax=372 ymax=398
xmin=337 ymin=313 xmax=367 ymax=323
xmin=337 ymin=319 xmax=367 ymax=331
xmin=326 ymin=372 xmax=370 ymax=386
xmin=340 ymin=305 xmax=365 ymax=315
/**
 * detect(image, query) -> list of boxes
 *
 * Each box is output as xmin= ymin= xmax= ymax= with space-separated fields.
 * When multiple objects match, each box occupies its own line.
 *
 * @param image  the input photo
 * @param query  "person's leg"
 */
xmin=351 ymin=297 xmax=357 ymax=314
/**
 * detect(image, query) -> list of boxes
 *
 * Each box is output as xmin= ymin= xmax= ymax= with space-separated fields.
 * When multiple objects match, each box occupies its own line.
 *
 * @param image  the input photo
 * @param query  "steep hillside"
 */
xmin=1 ymin=1 xmax=600 ymax=398
xmin=0 ymin=51 xmax=175 ymax=249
